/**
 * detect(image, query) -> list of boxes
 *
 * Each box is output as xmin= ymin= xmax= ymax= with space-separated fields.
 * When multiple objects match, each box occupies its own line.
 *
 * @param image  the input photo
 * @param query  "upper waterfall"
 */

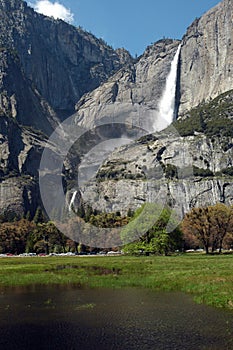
xmin=154 ymin=44 xmax=181 ymax=131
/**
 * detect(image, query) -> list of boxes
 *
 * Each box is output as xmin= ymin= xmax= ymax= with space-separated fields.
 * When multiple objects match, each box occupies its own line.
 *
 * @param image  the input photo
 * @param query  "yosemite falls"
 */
xmin=154 ymin=44 xmax=181 ymax=131
xmin=69 ymin=191 xmax=78 ymax=212
xmin=68 ymin=44 xmax=182 ymax=212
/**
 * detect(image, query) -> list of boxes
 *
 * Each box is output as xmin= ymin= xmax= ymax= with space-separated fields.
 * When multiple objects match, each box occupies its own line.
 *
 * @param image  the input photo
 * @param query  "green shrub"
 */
xmin=193 ymin=166 xmax=214 ymax=177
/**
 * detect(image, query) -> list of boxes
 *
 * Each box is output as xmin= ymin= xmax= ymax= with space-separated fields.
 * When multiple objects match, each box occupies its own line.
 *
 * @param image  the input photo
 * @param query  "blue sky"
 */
xmin=29 ymin=0 xmax=220 ymax=56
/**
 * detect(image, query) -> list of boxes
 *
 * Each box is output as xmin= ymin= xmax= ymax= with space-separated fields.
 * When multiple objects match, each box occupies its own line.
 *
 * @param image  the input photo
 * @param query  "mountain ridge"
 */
xmin=78 ymin=90 xmax=233 ymax=218
xmin=0 ymin=0 xmax=232 ymax=219
xmin=0 ymin=0 xmax=133 ymax=133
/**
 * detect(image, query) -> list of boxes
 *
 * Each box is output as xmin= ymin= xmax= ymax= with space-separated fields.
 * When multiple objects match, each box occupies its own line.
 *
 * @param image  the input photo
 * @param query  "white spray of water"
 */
xmin=154 ymin=44 xmax=181 ymax=131
xmin=69 ymin=190 xmax=77 ymax=212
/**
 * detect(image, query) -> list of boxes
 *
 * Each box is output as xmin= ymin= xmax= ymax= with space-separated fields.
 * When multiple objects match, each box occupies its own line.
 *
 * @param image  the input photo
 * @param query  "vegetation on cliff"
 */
xmin=174 ymin=90 xmax=233 ymax=138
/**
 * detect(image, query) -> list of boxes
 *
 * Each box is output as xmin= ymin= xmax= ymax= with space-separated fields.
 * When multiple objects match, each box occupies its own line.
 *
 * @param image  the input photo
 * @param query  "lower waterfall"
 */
xmin=69 ymin=190 xmax=77 ymax=212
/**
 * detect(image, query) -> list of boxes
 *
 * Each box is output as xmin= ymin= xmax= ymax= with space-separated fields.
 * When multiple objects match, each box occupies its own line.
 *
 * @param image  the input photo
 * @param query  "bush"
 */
xmin=193 ymin=166 xmax=214 ymax=177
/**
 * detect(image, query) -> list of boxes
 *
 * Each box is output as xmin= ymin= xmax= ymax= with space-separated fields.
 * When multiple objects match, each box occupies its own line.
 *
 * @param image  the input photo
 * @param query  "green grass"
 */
xmin=0 ymin=254 xmax=233 ymax=311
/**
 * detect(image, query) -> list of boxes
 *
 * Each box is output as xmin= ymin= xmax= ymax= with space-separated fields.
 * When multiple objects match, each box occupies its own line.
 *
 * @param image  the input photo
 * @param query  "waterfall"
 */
xmin=69 ymin=190 xmax=77 ymax=212
xmin=154 ymin=44 xmax=181 ymax=131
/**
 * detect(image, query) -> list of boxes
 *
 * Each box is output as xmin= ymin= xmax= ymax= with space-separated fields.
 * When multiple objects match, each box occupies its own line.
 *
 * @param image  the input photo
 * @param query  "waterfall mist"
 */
xmin=153 ymin=44 xmax=181 ymax=131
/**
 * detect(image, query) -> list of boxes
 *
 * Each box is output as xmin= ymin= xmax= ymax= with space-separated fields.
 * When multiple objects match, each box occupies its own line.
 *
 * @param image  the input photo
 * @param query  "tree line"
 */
xmin=182 ymin=203 xmax=233 ymax=254
xmin=123 ymin=203 xmax=233 ymax=255
xmin=0 ymin=203 xmax=233 ymax=255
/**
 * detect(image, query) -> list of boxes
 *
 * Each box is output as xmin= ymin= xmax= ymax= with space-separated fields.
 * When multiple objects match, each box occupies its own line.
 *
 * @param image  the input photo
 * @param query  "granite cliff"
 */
xmin=0 ymin=114 xmax=48 ymax=216
xmin=74 ymin=39 xmax=180 ymax=132
xmin=0 ymin=0 xmax=232 ymax=219
xmin=73 ymin=0 xmax=233 ymax=129
xmin=179 ymin=0 xmax=233 ymax=115
xmin=66 ymin=0 xmax=233 ymax=220
xmin=72 ymin=90 xmax=233 ymax=225
xmin=0 ymin=0 xmax=132 ymax=216
xmin=0 ymin=0 xmax=132 ymax=133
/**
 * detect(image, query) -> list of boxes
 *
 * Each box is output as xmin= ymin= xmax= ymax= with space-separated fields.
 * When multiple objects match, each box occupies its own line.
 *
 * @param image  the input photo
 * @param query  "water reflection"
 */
xmin=0 ymin=285 xmax=232 ymax=350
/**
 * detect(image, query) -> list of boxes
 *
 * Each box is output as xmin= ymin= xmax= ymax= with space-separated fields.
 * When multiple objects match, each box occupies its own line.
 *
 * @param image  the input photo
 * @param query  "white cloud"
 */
xmin=30 ymin=1 xmax=74 ymax=23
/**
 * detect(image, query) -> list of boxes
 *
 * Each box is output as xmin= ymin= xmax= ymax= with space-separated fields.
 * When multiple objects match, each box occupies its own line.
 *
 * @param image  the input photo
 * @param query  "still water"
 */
xmin=0 ymin=285 xmax=232 ymax=350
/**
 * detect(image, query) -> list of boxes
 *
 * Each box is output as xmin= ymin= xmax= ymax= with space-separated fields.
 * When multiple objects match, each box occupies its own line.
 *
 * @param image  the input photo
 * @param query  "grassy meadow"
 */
xmin=0 ymin=254 xmax=233 ymax=311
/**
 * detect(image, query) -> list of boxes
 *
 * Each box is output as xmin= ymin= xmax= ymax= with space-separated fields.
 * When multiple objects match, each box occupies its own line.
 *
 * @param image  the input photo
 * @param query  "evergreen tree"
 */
xmin=33 ymin=207 xmax=46 ymax=224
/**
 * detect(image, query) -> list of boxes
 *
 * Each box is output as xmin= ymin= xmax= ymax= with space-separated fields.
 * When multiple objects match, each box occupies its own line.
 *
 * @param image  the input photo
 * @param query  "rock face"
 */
xmin=0 ymin=50 xmax=59 ymax=135
xmin=179 ymin=0 xmax=233 ymax=115
xmin=0 ymin=176 xmax=39 ymax=217
xmin=0 ymin=0 xmax=233 ymax=218
xmin=0 ymin=0 xmax=132 ymax=216
xmin=0 ymin=113 xmax=53 ymax=216
xmin=0 ymin=114 xmax=51 ymax=177
xmin=74 ymin=89 xmax=233 ymax=218
xmin=79 ymin=131 xmax=233 ymax=218
xmin=74 ymin=0 xmax=233 ymax=128
xmin=0 ymin=0 xmax=132 ymax=133
xmin=74 ymin=39 xmax=180 ymax=132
